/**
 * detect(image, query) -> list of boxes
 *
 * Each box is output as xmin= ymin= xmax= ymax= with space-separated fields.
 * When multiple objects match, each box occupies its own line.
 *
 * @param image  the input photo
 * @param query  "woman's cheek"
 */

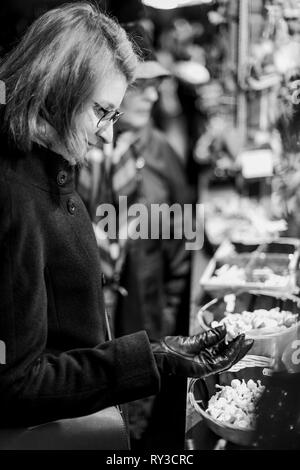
xmin=78 ymin=109 xmax=96 ymax=134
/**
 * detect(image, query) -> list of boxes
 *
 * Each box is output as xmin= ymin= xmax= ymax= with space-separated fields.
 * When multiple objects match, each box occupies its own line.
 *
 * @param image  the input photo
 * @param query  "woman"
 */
xmin=0 ymin=2 xmax=251 ymax=440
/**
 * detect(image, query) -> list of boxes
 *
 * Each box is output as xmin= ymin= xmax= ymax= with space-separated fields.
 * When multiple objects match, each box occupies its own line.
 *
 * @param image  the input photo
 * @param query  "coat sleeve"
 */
xmin=0 ymin=177 xmax=160 ymax=427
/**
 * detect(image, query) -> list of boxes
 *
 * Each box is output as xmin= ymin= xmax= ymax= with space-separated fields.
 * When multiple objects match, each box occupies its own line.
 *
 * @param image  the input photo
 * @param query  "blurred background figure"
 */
xmin=78 ymin=22 xmax=194 ymax=450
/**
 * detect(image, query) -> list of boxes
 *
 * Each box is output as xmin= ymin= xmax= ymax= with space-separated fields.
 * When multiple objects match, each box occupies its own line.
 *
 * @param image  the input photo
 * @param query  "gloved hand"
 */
xmin=152 ymin=325 xmax=253 ymax=379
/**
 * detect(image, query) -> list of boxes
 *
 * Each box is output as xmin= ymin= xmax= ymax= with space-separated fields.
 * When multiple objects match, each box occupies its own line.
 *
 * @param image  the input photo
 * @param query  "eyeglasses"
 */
xmin=93 ymin=103 xmax=124 ymax=128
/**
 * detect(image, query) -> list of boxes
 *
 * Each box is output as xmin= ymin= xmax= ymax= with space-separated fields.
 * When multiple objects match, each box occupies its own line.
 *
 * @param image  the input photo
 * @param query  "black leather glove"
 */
xmin=152 ymin=325 xmax=253 ymax=379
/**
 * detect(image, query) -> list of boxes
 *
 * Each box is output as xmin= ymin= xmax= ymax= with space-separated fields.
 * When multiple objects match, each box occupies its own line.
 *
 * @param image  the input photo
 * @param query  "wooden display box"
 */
xmin=200 ymin=238 xmax=300 ymax=294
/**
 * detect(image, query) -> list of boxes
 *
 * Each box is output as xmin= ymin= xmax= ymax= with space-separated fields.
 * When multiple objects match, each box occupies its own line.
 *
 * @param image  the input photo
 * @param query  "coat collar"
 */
xmin=28 ymin=143 xmax=76 ymax=194
xmin=2 ymin=139 xmax=76 ymax=195
xmin=0 ymin=106 xmax=75 ymax=194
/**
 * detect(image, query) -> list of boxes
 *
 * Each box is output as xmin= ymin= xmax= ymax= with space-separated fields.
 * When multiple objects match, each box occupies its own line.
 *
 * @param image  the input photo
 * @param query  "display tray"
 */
xmin=200 ymin=238 xmax=300 ymax=294
xmin=226 ymin=237 xmax=300 ymax=255
xmin=197 ymin=290 xmax=300 ymax=361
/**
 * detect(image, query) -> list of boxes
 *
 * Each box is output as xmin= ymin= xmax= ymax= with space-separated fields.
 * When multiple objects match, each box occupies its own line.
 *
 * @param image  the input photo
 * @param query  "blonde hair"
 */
xmin=0 ymin=2 xmax=138 ymax=160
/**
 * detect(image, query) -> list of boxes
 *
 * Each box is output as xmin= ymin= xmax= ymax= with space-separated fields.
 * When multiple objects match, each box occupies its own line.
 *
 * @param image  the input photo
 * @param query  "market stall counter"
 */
xmin=184 ymin=234 xmax=300 ymax=450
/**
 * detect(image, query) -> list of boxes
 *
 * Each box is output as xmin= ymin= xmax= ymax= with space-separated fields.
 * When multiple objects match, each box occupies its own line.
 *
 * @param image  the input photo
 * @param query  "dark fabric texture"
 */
xmin=0 ymin=125 xmax=160 ymax=428
xmin=254 ymin=371 xmax=300 ymax=449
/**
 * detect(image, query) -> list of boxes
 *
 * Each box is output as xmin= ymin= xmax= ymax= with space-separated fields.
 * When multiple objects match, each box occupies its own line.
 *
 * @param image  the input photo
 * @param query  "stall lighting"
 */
xmin=142 ymin=0 xmax=213 ymax=10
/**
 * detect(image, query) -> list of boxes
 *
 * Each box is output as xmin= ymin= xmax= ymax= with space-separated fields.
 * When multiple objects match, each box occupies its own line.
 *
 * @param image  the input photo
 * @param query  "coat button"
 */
xmin=67 ymin=199 xmax=76 ymax=215
xmin=57 ymin=170 xmax=68 ymax=186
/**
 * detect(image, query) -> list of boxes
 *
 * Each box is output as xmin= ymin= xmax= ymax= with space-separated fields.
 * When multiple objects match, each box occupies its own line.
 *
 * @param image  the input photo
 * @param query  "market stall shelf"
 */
xmin=200 ymin=238 xmax=300 ymax=295
xmin=186 ymin=239 xmax=300 ymax=450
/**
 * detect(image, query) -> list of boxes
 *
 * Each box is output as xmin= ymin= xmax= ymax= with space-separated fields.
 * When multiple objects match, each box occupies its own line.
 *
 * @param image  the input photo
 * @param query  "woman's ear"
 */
xmin=33 ymin=117 xmax=76 ymax=164
xmin=33 ymin=116 xmax=52 ymax=147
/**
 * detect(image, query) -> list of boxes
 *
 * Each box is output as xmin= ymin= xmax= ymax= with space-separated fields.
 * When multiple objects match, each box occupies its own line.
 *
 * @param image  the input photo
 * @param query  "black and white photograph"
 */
xmin=0 ymin=0 xmax=300 ymax=454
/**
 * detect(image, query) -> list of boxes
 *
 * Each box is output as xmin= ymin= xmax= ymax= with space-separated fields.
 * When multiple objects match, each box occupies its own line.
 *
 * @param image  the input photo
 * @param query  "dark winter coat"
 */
xmin=0 ymin=126 xmax=160 ymax=427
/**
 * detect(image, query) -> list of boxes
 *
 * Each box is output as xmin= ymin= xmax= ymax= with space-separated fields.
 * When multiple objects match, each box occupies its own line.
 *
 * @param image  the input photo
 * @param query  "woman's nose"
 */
xmin=143 ymin=85 xmax=159 ymax=103
xmin=98 ymin=121 xmax=114 ymax=144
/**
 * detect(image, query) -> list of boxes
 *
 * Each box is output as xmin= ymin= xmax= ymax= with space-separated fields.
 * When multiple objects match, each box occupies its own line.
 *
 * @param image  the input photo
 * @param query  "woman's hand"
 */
xmin=152 ymin=325 xmax=253 ymax=378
